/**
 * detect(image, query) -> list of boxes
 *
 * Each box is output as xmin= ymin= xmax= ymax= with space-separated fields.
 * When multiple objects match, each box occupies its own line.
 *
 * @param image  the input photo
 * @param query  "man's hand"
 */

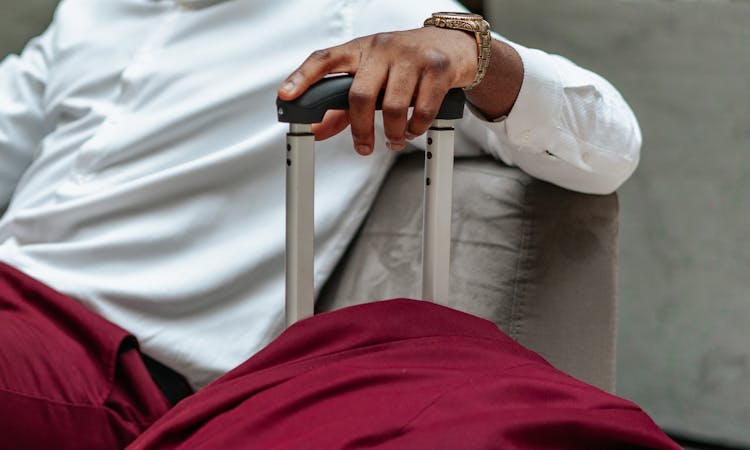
xmin=277 ymin=27 xmax=523 ymax=155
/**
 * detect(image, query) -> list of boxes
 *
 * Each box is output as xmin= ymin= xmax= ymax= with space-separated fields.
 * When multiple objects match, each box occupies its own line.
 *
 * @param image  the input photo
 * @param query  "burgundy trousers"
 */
xmin=0 ymin=263 xmax=680 ymax=449
xmin=0 ymin=263 xmax=170 ymax=449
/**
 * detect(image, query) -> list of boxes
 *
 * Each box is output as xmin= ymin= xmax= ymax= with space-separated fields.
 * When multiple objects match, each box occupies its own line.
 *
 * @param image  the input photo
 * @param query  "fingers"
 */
xmin=312 ymin=110 xmax=350 ymax=141
xmin=278 ymin=42 xmax=359 ymax=101
xmin=280 ymin=29 xmax=466 ymax=153
xmin=407 ymin=49 xmax=452 ymax=138
xmin=347 ymin=56 xmax=388 ymax=155
xmin=381 ymin=65 xmax=418 ymax=151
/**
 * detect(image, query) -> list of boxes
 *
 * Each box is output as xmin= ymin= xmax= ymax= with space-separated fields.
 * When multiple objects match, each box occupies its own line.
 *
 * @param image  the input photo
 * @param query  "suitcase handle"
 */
xmin=279 ymin=74 xmax=460 ymax=326
xmin=276 ymin=74 xmax=465 ymax=124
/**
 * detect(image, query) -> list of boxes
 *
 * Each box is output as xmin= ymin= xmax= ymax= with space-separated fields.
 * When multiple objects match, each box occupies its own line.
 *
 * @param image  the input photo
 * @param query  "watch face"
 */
xmin=432 ymin=12 xmax=483 ymax=21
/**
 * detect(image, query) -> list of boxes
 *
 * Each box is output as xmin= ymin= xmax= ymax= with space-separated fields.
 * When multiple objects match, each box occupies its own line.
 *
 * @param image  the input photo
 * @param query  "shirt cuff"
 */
xmin=502 ymin=43 xmax=564 ymax=153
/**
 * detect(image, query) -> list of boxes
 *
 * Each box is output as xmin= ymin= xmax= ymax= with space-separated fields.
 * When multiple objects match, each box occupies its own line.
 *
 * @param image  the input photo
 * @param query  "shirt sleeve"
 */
xmin=456 ymin=34 xmax=642 ymax=195
xmin=0 ymin=22 xmax=56 ymax=209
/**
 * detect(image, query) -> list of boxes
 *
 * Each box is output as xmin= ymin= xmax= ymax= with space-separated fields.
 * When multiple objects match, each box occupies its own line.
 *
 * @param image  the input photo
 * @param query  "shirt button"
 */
xmin=582 ymin=151 xmax=591 ymax=163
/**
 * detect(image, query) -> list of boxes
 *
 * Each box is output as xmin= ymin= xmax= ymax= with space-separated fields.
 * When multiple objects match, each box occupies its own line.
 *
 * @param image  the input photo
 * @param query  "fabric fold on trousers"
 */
xmin=128 ymin=298 xmax=679 ymax=450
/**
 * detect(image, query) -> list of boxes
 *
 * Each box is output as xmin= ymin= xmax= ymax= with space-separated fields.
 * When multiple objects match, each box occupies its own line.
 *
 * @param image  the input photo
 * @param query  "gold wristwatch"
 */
xmin=423 ymin=12 xmax=492 ymax=90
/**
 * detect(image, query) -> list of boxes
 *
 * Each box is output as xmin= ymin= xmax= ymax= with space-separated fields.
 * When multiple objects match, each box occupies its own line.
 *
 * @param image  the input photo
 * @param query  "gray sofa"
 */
xmin=318 ymin=153 xmax=619 ymax=393
xmin=2 ymin=0 xmax=620 ymax=394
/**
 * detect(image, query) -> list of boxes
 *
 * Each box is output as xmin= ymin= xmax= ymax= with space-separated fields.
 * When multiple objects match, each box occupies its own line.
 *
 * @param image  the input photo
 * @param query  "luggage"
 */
xmin=276 ymin=75 xmax=466 ymax=325
xmin=126 ymin=78 xmax=681 ymax=450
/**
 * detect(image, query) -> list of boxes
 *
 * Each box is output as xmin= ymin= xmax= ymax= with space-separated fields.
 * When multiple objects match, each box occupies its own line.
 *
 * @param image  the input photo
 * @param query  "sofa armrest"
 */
xmin=317 ymin=152 xmax=619 ymax=392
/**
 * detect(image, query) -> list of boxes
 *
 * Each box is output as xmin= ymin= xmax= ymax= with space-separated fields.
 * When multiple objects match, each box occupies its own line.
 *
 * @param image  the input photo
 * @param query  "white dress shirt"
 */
xmin=0 ymin=0 xmax=641 ymax=389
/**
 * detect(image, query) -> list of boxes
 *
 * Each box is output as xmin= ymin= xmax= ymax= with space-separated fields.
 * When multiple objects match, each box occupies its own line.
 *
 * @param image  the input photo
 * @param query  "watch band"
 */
xmin=423 ymin=12 xmax=492 ymax=90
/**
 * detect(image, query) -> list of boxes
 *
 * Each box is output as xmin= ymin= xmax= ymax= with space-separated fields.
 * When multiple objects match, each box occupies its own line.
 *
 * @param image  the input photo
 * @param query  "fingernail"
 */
xmin=405 ymin=132 xmax=416 ymax=140
xmin=356 ymin=144 xmax=371 ymax=155
xmin=281 ymin=81 xmax=295 ymax=93
xmin=386 ymin=140 xmax=404 ymax=151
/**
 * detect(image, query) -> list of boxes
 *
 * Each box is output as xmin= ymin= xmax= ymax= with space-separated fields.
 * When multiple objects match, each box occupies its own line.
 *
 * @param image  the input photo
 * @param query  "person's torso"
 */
xmin=0 ymin=0 xmax=419 ymax=389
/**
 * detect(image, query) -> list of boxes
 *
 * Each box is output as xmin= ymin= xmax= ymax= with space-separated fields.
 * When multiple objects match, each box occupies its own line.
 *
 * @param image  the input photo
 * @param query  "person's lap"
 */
xmin=0 ymin=263 xmax=678 ymax=449
xmin=0 ymin=263 xmax=170 ymax=449
xmin=128 ymin=299 xmax=679 ymax=450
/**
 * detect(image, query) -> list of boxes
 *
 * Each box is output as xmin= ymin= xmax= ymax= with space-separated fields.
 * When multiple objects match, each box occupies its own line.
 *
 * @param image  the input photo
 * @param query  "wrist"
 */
xmin=423 ymin=12 xmax=492 ymax=90
xmin=446 ymin=28 xmax=482 ymax=88
xmin=465 ymin=39 xmax=524 ymax=120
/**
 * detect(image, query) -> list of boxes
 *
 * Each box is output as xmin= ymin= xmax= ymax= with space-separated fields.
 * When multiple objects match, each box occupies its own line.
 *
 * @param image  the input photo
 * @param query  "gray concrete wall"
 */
xmin=488 ymin=0 xmax=750 ymax=446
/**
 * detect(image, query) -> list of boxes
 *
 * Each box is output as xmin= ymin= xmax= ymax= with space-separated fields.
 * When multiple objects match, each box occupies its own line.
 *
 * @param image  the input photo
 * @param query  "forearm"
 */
xmin=281 ymin=18 xmax=642 ymax=195
xmin=459 ymin=39 xmax=642 ymax=194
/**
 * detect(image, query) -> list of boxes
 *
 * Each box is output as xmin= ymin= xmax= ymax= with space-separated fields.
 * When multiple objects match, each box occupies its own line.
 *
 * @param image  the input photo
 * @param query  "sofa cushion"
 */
xmin=318 ymin=152 xmax=619 ymax=392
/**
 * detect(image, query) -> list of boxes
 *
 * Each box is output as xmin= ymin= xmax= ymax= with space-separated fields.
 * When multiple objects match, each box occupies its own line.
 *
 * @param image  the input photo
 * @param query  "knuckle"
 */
xmin=309 ymin=49 xmax=332 ymax=62
xmin=382 ymin=102 xmax=408 ymax=121
xmin=412 ymin=105 xmax=438 ymax=123
xmin=349 ymin=87 xmax=374 ymax=106
xmin=291 ymin=68 xmax=307 ymax=80
xmin=423 ymin=49 xmax=451 ymax=73
xmin=371 ymin=32 xmax=396 ymax=48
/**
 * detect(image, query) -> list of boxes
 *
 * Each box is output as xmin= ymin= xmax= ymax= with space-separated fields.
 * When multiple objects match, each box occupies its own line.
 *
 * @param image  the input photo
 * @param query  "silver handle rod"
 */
xmin=285 ymin=123 xmax=315 ymax=326
xmin=421 ymin=119 xmax=455 ymax=303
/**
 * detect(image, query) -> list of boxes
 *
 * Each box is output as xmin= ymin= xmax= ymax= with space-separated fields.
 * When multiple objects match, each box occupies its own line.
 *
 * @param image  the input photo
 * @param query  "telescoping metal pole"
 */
xmin=285 ymin=123 xmax=315 ymax=327
xmin=277 ymin=75 xmax=465 ymax=327
xmin=422 ymin=119 xmax=455 ymax=304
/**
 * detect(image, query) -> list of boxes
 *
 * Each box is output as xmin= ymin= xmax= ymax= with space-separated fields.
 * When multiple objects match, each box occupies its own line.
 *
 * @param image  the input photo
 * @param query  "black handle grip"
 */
xmin=276 ymin=74 xmax=466 ymax=124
